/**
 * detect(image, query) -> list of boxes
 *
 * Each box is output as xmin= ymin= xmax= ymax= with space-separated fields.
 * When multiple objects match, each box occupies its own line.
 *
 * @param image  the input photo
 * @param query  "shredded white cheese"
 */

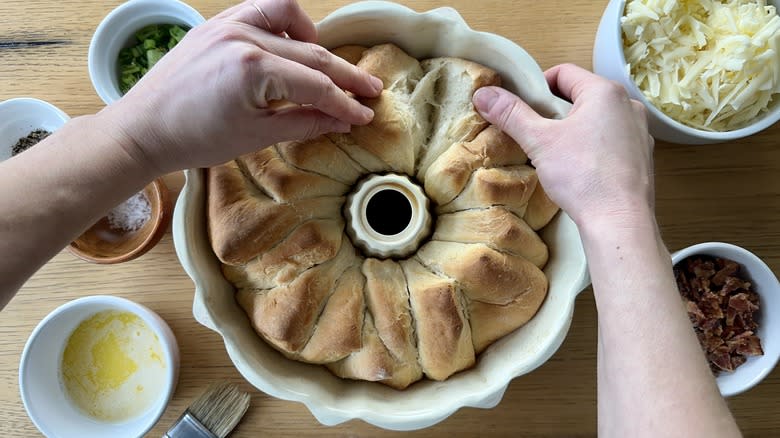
xmin=622 ymin=0 xmax=780 ymax=131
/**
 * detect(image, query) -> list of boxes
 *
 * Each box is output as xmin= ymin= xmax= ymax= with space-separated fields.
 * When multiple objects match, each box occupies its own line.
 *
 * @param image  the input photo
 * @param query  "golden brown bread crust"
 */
xmin=416 ymin=57 xmax=501 ymax=179
xmin=331 ymin=45 xmax=368 ymax=65
xmin=300 ymin=266 xmax=365 ymax=363
xmin=415 ymin=242 xmax=548 ymax=354
xmin=327 ymin=313 xmax=419 ymax=389
xmin=207 ymin=162 xmax=343 ymax=265
xmin=347 ymin=90 xmax=418 ymax=175
xmin=235 ymin=238 xmax=357 ymax=355
xmin=415 ymin=241 xmax=547 ymax=306
xmin=222 ymin=219 xmax=344 ymax=290
xmin=344 ymin=44 xmax=432 ymax=175
xmin=437 ymin=165 xmax=539 ymax=218
xmin=402 ymin=260 xmax=475 ymax=381
xmin=274 ymin=137 xmax=366 ymax=186
xmin=206 ymin=43 xmax=559 ymax=389
xmin=467 ymin=296 xmax=546 ymax=354
xmin=524 ymin=184 xmax=560 ymax=231
xmin=424 ymin=125 xmax=528 ymax=205
xmin=237 ymin=148 xmax=349 ymax=202
xmin=433 ymin=207 xmax=549 ymax=268
xmin=361 ymin=259 xmax=422 ymax=384
xmin=358 ymin=44 xmax=422 ymax=92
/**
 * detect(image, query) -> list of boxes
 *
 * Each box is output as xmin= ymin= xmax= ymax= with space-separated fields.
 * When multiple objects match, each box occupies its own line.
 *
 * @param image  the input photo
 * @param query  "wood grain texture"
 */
xmin=1 ymin=0 xmax=779 ymax=436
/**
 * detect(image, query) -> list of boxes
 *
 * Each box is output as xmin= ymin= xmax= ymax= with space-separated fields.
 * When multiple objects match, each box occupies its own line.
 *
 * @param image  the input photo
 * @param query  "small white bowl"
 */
xmin=88 ymin=0 xmax=205 ymax=105
xmin=671 ymin=242 xmax=780 ymax=397
xmin=593 ymin=0 xmax=780 ymax=144
xmin=0 ymin=98 xmax=69 ymax=162
xmin=19 ymin=295 xmax=180 ymax=438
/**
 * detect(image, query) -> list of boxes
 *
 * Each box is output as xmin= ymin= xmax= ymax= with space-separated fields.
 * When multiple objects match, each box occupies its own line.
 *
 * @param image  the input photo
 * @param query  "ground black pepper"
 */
xmin=11 ymin=129 xmax=50 ymax=156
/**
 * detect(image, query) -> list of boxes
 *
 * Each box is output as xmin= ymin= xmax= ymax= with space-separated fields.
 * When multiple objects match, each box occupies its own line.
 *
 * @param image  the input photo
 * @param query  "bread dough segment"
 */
xmin=359 ymin=44 xmax=424 ymax=94
xmin=300 ymin=266 xmax=366 ymax=364
xmin=206 ymin=162 xmax=343 ymax=265
xmin=437 ymin=165 xmax=538 ymax=218
xmin=326 ymin=44 xmax=426 ymax=174
xmin=326 ymin=313 xmax=420 ymax=389
xmin=416 ymin=58 xmax=501 ymax=179
xmin=361 ymin=259 xmax=423 ymax=384
xmin=434 ymin=207 xmax=549 ymax=268
xmin=237 ymin=148 xmax=349 ymax=202
xmin=331 ymin=45 xmax=368 ymax=65
xmin=415 ymin=242 xmax=547 ymax=354
xmin=348 ymin=90 xmax=420 ymax=174
xmin=274 ymin=137 xmax=366 ymax=186
xmin=235 ymin=238 xmax=357 ymax=355
xmin=326 ymin=132 xmax=393 ymax=174
xmin=415 ymin=241 xmax=547 ymax=306
xmin=401 ymin=259 xmax=475 ymax=381
xmin=467 ymin=297 xmax=547 ymax=354
xmin=423 ymin=125 xmax=528 ymax=205
xmin=222 ymin=219 xmax=344 ymax=290
xmin=524 ymin=184 xmax=559 ymax=231
xmin=339 ymin=44 xmax=432 ymax=175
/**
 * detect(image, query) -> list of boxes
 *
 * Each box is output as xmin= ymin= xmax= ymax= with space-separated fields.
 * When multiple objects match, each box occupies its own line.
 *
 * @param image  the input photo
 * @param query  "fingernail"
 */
xmin=370 ymin=76 xmax=384 ymax=93
xmin=362 ymin=105 xmax=375 ymax=122
xmin=473 ymin=87 xmax=499 ymax=112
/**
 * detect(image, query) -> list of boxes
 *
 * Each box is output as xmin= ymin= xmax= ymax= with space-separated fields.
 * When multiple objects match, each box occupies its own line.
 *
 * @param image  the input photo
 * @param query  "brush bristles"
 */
xmin=188 ymin=382 xmax=251 ymax=438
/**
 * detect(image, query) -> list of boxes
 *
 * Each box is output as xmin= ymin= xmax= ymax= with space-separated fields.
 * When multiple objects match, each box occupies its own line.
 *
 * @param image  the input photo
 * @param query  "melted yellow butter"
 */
xmin=61 ymin=310 xmax=167 ymax=423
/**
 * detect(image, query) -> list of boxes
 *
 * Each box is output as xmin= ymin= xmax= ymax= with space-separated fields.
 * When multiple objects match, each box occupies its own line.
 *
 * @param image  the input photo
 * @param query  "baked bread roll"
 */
xmin=206 ymin=43 xmax=560 ymax=389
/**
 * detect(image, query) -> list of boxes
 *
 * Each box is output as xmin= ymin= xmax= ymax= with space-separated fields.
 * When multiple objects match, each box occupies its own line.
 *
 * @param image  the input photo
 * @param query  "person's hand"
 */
xmin=103 ymin=0 xmax=383 ymax=174
xmin=472 ymin=64 xmax=654 ymax=228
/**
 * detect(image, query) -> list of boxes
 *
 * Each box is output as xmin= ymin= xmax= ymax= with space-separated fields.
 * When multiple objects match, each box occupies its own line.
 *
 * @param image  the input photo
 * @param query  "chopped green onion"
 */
xmin=117 ymin=23 xmax=190 ymax=94
xmin=146 ymin=49 xmax=165 ymax=68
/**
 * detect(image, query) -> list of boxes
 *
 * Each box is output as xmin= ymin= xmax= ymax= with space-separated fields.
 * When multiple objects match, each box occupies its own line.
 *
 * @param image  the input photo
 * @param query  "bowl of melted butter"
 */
xmin=19 ymin=295 xmax=179 ymax=438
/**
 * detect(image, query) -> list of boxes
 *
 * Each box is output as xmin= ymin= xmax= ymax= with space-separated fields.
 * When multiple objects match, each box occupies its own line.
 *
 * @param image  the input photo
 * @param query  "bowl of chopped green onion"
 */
xmin=88 ymin=0 xmax=205 ymax=105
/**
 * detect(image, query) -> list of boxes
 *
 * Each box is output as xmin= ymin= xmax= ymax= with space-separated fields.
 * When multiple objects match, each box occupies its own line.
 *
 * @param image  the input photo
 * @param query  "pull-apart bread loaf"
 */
xmin=206 ymin=44 xmax=560 ymax=389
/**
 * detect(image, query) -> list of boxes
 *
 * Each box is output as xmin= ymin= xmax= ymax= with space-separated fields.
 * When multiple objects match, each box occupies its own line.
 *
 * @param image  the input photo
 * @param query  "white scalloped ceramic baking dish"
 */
xmin=173 ymin=1 xmax=589 ymax=431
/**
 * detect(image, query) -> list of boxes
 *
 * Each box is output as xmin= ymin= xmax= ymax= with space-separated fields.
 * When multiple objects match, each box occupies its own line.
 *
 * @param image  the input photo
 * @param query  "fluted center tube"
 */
xmin=344 ymin=174 xmax=432 ymax=259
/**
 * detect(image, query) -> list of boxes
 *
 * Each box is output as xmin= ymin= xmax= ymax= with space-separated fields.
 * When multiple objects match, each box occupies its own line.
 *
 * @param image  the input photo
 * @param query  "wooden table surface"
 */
xmin=2 ymin=0 xmax=779 ymax=436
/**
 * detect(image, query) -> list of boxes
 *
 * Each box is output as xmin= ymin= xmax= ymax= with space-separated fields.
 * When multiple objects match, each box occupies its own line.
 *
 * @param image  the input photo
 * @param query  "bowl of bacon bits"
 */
xmin=672 ymin=242 xmax=780 ymax=397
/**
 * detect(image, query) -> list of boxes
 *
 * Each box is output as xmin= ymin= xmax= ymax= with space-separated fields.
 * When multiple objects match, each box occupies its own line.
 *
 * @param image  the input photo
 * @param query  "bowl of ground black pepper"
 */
xmin=0 ymin=98 xmax=69 ymax=162
xmin=69 ymin=178 xmax=172 ymax=264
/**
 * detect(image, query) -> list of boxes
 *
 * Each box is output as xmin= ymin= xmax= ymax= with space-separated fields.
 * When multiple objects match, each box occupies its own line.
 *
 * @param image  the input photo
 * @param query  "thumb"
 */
xmin=473 ymin=86 xmax=550 ymax=155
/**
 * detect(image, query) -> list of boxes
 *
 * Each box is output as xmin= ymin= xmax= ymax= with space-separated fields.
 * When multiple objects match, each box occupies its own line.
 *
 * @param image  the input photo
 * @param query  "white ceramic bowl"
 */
xmin=593 ymin=0 xmax=780 ymax=144
xmin=88 ymin=0 xmax=205 ymax=105
xmin=19 ymin=295 xmax=180 ymax=438
xmin=0 ymin=98 xmax=69 ymax=162
xmin=671 ymin=242 xmax=780 ymax=397
xmin=173 ymin=1 xmax=590 ymax=431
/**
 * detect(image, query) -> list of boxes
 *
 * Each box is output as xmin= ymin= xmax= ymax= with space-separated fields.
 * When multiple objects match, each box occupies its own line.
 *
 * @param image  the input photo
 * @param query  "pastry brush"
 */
xmin=164 ymin=382 xmax=251 ymax=438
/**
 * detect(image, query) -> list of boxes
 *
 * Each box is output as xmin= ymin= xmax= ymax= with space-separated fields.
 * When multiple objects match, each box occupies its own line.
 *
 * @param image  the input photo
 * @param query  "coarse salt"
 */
xmin=108 ymin=191 xmax=151 ymax=232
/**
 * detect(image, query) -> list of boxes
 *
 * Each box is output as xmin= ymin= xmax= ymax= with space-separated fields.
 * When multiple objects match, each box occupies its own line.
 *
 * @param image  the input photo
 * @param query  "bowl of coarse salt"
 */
xmin=69 ymin=178 xmax=171 ymax=264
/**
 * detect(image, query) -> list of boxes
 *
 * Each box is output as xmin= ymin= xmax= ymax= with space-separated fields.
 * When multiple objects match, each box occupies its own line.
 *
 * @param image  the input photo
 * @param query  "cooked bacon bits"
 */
xmin=674 ymin=256 xmax=764 ymax=374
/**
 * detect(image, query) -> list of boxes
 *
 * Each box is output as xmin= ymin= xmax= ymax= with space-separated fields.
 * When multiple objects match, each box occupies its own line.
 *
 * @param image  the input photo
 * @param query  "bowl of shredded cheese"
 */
xmin=594 ymin=0 xmax=780 ymax=144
